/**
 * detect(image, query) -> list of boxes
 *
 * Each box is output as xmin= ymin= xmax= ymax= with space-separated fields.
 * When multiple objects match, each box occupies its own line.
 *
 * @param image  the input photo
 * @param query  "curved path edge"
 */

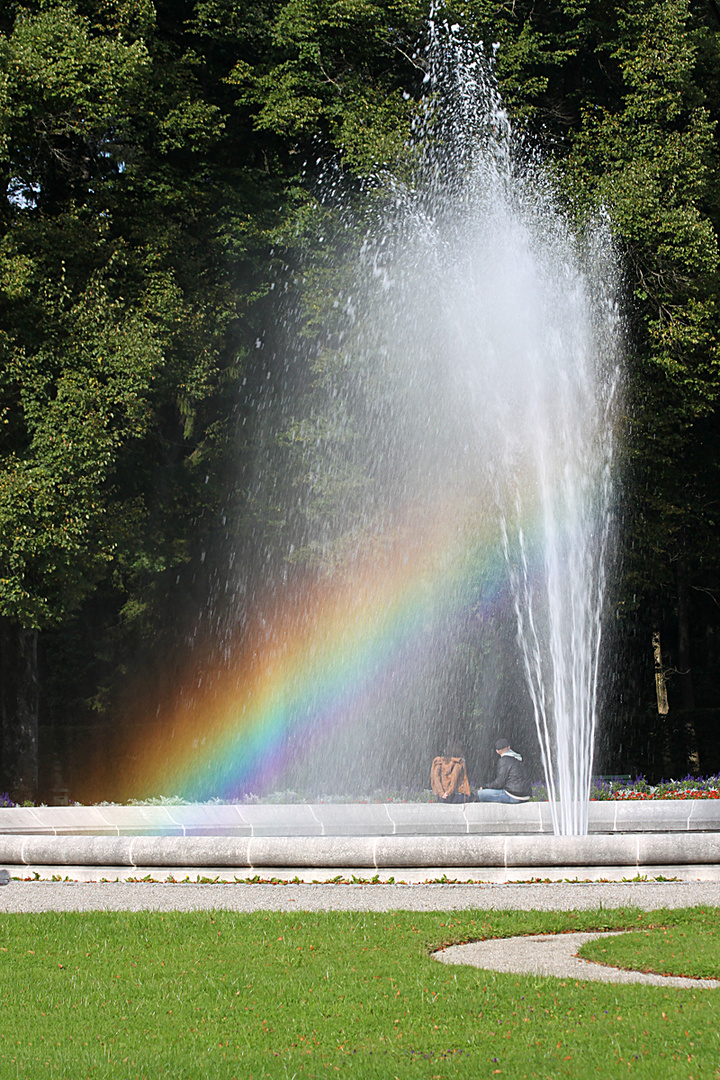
xmin=437 ymin=931 xmax=720 ymax=988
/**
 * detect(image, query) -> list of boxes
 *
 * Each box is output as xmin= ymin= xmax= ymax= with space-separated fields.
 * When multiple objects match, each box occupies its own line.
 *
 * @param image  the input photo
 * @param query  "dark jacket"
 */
xmin=488 ymin=751 xmax=531 ymax=797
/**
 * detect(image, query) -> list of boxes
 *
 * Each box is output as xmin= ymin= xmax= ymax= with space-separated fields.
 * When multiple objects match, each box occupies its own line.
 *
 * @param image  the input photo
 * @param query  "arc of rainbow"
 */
xmin=124 ymin=494 xmax=532 ymax=801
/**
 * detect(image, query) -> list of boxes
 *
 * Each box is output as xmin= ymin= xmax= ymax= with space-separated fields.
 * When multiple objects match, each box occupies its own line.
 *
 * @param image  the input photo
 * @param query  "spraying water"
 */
xmin=245 ymin=21 xmax=622 ymax=833
xmin=123 ymin=19 xmax=621 ymax=832
xmin=267 ymin=16 xmax=621 ymax=829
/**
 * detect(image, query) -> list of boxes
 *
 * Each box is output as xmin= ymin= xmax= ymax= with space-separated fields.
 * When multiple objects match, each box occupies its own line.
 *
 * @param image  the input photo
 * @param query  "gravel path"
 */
xmin=2 ymin=879 xmax=719 ymax=986
xmin=0 ymin=878 xmax=719 ymax=913
xmin=437 ymin=930 xmax=720 ymax=988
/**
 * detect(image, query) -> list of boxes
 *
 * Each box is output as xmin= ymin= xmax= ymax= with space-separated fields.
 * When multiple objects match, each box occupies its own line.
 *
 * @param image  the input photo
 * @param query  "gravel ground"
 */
xmin=437 ymin=930 xmax=720 ymax=988
xmin=0 ymin=878 xmax=719 ymax=913
xmin=2 ymin=879 xmax=719 ymax=986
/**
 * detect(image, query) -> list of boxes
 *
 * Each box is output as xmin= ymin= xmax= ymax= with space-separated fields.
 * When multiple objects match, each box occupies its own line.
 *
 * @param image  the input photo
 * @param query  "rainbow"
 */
xmin=107 ymin=495 xmax=525 ymax=802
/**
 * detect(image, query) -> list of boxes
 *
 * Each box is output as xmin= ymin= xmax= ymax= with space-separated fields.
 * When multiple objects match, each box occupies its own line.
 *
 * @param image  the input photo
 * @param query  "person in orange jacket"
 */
xmin=430 ymin=748 xmax=475 ymax=803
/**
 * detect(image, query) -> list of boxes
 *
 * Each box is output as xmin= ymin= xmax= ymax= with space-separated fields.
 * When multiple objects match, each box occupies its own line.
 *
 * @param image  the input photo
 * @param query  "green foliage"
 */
xmin=227 ymin=0 xmax=425 ymax=169
xmin=0 ymin=274 xmax=167 ymax=623
xmin=0 ymin=907 xmax=719 ymax=1077
xmin=565 ymin=0 xmax=720 ymax=420
xmin=0 ymin=0 xmax=427 ymax=635
xmin=1 ymin=0 xmax=720 ymax=782
xmin=0 ymin=3 xmax=150 ymax=168
xmin=0 ymin=1 xmax=249 ymax=633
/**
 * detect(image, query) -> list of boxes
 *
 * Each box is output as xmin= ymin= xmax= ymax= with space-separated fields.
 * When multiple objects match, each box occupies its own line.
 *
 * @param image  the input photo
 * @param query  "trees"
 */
xmin=0 ymin=0 xmax=427 ymax=798
xmin=1 ymin=0 xmax=719 ymax=797
xmin=0 ymin=1 xmax=248 ymax=797
xmin=0 ymin=4 xmax=160 ymax=796
xmin=561 ymin=0 xmax=720 ymax=771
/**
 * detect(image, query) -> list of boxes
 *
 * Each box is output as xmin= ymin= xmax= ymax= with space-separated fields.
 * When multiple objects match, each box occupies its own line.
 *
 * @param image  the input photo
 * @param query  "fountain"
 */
xmin=0 ymin=19 xmax=642 ymax=881
xmin=46 ymin=17 xmax=622 ymax=829
xmin=41 ymin=17 xmax=618 ymax=839
xmin=234 ymin=19 xmax=622 ymax=834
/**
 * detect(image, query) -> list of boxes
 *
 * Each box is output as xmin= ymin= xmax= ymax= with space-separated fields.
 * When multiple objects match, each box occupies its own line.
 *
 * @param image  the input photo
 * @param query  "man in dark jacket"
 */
xmin=476 ymin=739 xmax=531 ymax=803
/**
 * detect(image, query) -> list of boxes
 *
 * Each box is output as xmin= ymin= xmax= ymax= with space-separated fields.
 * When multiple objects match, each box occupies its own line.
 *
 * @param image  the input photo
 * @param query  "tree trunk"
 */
xmin=652 ymin=627 xmax=672 ymax=777
xmin=652 ymin=628 xmax=669 ymax=715
xmin=0 ymin=618 xmax=39 ymax=802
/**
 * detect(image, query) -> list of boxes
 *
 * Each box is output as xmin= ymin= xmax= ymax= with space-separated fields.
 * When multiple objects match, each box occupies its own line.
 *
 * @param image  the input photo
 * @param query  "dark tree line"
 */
xmin=1 ymin=0 xmax=719 ymax=800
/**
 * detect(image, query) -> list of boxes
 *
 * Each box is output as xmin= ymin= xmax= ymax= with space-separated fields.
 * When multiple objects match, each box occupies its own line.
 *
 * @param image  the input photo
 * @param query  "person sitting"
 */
xmin=430 ymin=748 xmax=474 ymax=804
xmin=476 ymin=739 xmax=531 ymax=803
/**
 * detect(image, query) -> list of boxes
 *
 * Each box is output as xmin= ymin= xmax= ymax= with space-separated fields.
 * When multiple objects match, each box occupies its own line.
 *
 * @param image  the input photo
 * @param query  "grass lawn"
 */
xmin=579 ymin=912 xmax=720 ymax=981
xmin=0 ymin=905 xmax=718 ymax=1078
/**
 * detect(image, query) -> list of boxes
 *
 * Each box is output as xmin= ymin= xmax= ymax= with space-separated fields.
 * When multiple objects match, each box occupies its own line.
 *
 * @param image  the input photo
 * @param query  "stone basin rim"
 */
xmin=0 ymin=799 xmax=717 ymax=838
xmin=2 ymin=831 xmax=720 ymax=869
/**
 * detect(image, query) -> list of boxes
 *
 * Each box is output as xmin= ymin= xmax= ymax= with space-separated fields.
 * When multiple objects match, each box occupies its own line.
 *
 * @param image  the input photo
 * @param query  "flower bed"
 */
xmin=529 ymin=775 xmax=720 ymax=801
xmin=589 ymin=775 xmax=720 ymax=800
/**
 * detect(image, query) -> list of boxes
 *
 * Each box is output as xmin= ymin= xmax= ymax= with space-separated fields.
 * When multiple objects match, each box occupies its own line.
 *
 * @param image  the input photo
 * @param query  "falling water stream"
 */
xmin=262 ymin=20 xmax=622 ymax=835
xmin=145 ymin=17 xmax=627 ymax=833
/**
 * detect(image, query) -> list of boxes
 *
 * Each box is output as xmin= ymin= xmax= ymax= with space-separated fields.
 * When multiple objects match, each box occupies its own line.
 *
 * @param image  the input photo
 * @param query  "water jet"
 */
xmin=213 ymin=21 xmax=622 ymax=832
xmin=83 ymin=20 xmax=622 ymax=839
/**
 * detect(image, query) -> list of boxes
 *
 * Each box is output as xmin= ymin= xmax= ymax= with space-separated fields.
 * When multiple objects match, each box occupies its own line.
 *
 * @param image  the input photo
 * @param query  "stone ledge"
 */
xmin=0 ymin=800 xmax=718 ymax=837
xmin=2 ymin=832 xmax=720 ymax=868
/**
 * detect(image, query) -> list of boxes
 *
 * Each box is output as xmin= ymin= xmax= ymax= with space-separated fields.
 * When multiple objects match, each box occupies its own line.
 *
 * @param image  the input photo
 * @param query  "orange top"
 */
xmin=430 ymin=756 xmax=471 ymax=798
